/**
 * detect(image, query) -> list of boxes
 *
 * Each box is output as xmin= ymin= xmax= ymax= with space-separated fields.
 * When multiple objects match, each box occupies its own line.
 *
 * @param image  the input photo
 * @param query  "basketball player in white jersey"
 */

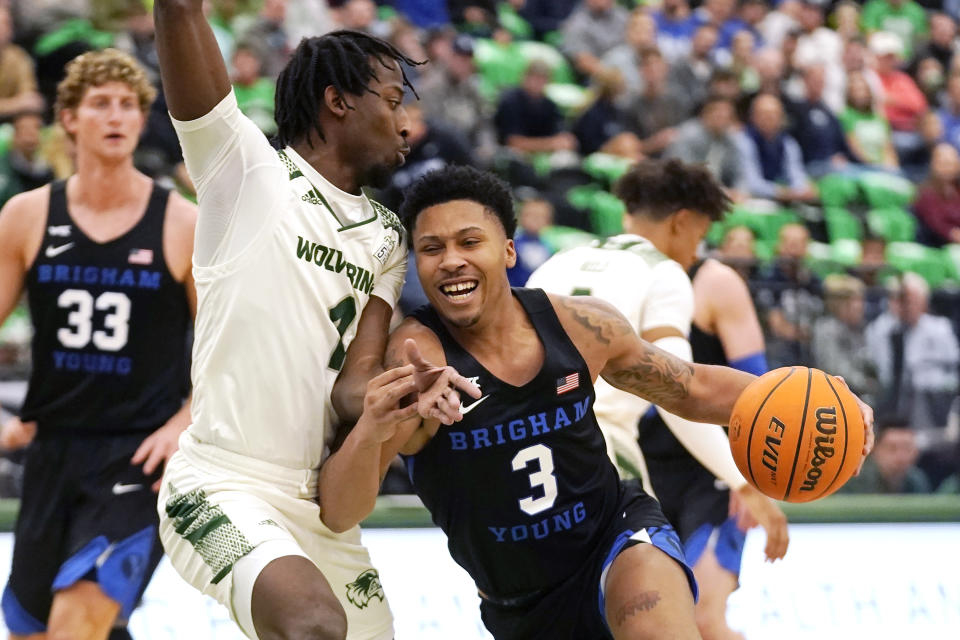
xmin=528 ymin=160 xmax=789 ymax=635
xmin=152 ymin=3 xmax=472 ymax=638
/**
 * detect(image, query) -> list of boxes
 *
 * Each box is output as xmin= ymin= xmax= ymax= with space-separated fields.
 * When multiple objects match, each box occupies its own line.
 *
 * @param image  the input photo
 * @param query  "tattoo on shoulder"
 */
xmin=614 ymin=591 xmax=662 ymax=627
xmin=558 ymin=297 xmax=633 ymax=346
xmin=608 ymin=342 xmax=694 ymax=405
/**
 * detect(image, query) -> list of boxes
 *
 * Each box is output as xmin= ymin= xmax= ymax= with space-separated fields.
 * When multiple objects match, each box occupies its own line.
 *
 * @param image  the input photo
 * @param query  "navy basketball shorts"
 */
xmin=2 ymin=432 xmax=164 ymax=635
xmin=479 ymin=480 xmax=697 ymax=640
xmin=646 ymin=457 xmax=746 ymax=575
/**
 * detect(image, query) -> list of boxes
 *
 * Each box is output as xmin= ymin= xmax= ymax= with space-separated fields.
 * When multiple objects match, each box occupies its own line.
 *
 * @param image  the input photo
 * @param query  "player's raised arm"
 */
xmin=553 ymin=294 xmax=755 ymax=426
xmin=154 ymin=0 xmax=231 ymax=120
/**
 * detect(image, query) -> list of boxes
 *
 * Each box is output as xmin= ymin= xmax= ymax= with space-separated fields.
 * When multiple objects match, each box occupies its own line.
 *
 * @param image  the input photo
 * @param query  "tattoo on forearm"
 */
xmin=615 ymin=591 xmax=661 ymax=626
xmin=559 ymin=297 xmax=632 ymax=345
xmin=608 ymin=342 xmax=694 ymax=406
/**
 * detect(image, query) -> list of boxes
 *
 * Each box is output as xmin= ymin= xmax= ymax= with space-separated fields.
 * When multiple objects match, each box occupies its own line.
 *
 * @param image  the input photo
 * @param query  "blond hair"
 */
xmin=55 ymin=49 xmax=156 ymax=120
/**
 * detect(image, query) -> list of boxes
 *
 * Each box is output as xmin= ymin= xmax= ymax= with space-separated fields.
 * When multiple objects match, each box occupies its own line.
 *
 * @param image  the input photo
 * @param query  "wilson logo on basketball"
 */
xmin=800 ymin=407 xmax=837 ymax=493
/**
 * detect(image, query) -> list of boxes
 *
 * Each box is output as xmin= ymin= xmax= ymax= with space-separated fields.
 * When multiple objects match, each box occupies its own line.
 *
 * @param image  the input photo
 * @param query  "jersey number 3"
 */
xmin=511 ymin=444 xmax=558 ymax=516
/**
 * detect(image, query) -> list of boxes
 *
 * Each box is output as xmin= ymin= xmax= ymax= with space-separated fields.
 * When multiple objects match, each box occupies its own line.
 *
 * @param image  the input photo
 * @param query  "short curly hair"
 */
xmin=613 ymin=158 xmax=730 ymax=222
xmin=399 ymin=165 xmax=517 ymax=243
xmin=55 ymin=49 xmax=156 ymax=120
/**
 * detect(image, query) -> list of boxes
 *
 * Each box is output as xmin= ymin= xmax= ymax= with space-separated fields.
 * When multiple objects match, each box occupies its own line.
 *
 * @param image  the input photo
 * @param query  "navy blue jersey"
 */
xmin=20 ymin=180 xmax=190 ymax=435
xmin=409 ymin=288 xmax=622 ymax=599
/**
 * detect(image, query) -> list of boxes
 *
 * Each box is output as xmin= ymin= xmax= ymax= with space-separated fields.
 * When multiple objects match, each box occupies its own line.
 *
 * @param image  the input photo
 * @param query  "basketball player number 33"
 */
xmin=57 ymin=289 xmax=131 ymax=351
xmin=512 ymin=443 xmax=558 ymax=516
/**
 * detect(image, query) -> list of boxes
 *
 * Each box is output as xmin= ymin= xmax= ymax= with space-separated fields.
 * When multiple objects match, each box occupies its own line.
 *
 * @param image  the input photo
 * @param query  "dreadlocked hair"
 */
xmin=275 ymin=30 xmax=423 ymax=148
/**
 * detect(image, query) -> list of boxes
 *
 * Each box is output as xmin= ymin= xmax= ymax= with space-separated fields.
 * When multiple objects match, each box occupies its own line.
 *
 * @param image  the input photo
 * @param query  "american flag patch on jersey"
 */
xmin=128 ymin=248 xmax=154 ymax=265
xmin=556 ymin=373 xmax=579 ymax=395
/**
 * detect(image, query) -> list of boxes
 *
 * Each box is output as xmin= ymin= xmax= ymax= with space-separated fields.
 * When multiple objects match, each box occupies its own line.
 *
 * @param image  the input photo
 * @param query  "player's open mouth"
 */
xmin=440 ymin=280 xmax=478 ymax=301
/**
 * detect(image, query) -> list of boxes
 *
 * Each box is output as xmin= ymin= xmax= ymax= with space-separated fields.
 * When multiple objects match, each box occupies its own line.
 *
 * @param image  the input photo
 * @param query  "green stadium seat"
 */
xmin=497 ymin=3 xmax=534 ymax=40
xmin=581 ymin=153 xmax=633 ymax=185
xmin=858 ymin=172 xmax=916 ymax=209
xmin=817 ymin=174 xmax=861 ymax=208
xmin=941 ymin=244 xmax=960 ymax=283
xmin=831 ymin=239 xmax=862 ymax=266
xmin=806 ymin=241 xmax=844 ymax=278
xmin=588 ymin=190 xmax=626 ymax=236
xmin=473 ymin=39 xmax=526 ymax=99
xmin=824 ymin=207 xmax=863 ymax=241
xmin=566 ymin=183 xmax=602 ymax=211
xmin=515 ymin=41 xmax=575 ymax=84
xmin=867 ymin=208 xmax=917 ymax=243
xmin=753 ymin=239 xmax=774 ymax=262
xmin=544 ymin=83 xmax=590 ymax=116
xmin=539 ymin=225 xmax=598 ymax=254
xmin=706 ymin=221 xmax=727 ymax=247
xmin=886 ymin=242 xmax=949 ymax=288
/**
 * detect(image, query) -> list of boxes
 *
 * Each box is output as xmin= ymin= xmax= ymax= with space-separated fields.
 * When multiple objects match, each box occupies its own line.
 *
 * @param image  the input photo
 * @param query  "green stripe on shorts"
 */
xmin=165 ymin=485 xmax=254 ymax=585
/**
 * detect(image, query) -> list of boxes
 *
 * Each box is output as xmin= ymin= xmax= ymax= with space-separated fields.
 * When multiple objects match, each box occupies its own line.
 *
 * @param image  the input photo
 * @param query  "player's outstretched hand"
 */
xmin=0 ymin=416 xmax=36 ymax=451
xmin=132 ymin=414 xmax=190 ymax=492
xmin=834 ymin=376 xmax=875 ymax=475
xmin=731 ymin=484 xmax=789 ymax=562
xmin=354 ymin=365 xmax=421 ymax=445
xmin=404 ymin=338 xmax=481 ymax=425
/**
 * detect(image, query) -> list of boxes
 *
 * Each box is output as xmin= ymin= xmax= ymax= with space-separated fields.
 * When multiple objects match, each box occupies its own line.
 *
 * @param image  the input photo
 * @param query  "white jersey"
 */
xmin=172 ymin=91 xmax=406 ymax=471
xmin=527 ymin=235 xmax=692 ymax=435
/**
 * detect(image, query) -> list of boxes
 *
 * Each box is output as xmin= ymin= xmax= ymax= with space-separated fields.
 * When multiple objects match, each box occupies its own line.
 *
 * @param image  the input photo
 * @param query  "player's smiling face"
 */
xmin=61 ymin=81 xmax=145 ymax=159
xmin=412 ymin=199 xmax=516 ymax=329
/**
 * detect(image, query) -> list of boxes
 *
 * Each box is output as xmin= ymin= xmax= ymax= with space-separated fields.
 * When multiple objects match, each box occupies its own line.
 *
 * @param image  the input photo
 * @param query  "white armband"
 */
xmin=656 ymin=408 xmax=749 ymax=491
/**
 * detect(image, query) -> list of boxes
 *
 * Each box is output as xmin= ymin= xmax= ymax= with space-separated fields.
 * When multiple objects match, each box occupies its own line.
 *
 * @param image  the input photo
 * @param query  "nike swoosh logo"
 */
xmin=112 ymin=482 xmax=144 ymax=495
xmin=459 ymin=395 xmax=490 ymax=415
xmin=45 ymin=242 xmax=75 ymax=258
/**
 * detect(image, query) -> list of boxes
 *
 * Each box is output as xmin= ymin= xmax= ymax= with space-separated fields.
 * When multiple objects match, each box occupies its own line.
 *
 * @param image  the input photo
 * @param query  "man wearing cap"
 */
xmin=417 ymin=33 xmax=494 ymax=155
xmin=870 ymin=30 xmax=928 ymax=156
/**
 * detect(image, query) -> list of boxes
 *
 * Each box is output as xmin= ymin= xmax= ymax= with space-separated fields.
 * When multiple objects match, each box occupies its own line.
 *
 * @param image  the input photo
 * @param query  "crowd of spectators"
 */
xmin=0 ymin=0 xmax=959 ymax=495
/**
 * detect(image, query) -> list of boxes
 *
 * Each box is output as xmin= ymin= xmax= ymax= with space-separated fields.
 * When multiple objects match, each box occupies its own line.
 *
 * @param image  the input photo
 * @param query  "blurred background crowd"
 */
xmin=0 ymin=0 xmax=959 ymax=498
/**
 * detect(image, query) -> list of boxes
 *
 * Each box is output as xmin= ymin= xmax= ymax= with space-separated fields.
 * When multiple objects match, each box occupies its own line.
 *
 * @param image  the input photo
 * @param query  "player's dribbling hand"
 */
xmin=731 ymin=484 xmax=789 ymax=562
xmin=354 ymin=365 xmax=421 ymax=445
xmin=404 ymin=339 xmax=481 ymax=425
xmin=0 ymin=416 xmax=36 ymax=451
xmin=834 ymin=376 xmax=875 ymax=475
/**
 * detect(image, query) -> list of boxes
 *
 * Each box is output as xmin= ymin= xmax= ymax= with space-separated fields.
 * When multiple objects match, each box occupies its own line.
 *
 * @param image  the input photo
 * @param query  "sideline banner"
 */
xmin=0 ymin=523 xmax=956 ymax=638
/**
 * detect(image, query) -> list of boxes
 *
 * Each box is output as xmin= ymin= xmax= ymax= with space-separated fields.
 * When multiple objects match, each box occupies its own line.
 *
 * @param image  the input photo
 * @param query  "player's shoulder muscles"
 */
xmin=698 ymin=259 xmax=765 ymax=358
xmin=550 ymin=291 xmax=696 ymax=409
xmin=0 ymin=186 xmax=49 ymax=320
xmin=548 ymin=292 xmax=635 ymax=380
xmin=0 ymin=186 xmax=50 ymax=268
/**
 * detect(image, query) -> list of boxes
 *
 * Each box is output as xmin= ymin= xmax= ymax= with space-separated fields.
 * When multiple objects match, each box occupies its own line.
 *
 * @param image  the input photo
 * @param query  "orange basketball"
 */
xmin=728 ymin=367 xmax=865 ymax=503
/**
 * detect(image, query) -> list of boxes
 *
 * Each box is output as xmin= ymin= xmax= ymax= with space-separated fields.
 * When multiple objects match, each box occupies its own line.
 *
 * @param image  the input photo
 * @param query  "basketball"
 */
xmin=728 ymin=367 xmax=865 ymax=503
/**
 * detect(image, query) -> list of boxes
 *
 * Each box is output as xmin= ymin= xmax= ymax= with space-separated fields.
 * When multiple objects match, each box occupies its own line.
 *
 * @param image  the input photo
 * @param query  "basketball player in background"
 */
xmin=640 ymin=255 xmax=783 ymax=640
xmin=319 ymin=166 xmax=872 ymax=639
xmin=0 ymin=49 xmax=197 ymax=640
xmin=528 ymin=160 xmax=788 ymax=639
xmin=152 ymin=3 xmax=472 ymax=639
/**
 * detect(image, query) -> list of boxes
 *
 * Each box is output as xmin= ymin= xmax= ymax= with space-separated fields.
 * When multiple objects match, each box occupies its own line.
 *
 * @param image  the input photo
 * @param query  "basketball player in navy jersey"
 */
xmin=640 ymin=257 xmax=779 ymax=640
xmin=318 ymin=165 xmax=873 ymax=639
xmin=0 ymin=50 xmax=197 ymax=639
